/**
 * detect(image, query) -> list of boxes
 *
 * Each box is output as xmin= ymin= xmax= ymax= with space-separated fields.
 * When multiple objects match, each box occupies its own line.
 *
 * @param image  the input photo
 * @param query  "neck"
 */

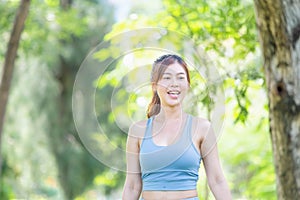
xmin=156 ymin=105 xmax=186 ymax=121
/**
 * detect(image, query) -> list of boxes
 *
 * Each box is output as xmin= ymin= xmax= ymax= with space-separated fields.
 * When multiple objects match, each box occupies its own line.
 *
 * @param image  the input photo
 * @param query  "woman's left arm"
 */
xmin=200 ymin=121 xmax=232 ymax=200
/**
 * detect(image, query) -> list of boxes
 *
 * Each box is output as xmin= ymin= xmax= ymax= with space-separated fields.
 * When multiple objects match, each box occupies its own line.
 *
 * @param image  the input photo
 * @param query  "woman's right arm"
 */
xmin=122 ymin=123 xmax=142 ymax=200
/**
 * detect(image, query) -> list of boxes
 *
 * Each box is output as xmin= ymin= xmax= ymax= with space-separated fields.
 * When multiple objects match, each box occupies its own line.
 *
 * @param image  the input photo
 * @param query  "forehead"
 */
xmin=163 ymin=62 xmax=186 ymax=74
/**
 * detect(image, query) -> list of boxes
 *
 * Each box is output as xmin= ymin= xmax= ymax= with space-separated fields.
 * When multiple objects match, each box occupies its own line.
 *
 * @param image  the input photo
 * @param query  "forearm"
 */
xmin=122 ymin=186 xmax=142 ymax=200
xmin=209 ymin=179 xmax=232 ymax=200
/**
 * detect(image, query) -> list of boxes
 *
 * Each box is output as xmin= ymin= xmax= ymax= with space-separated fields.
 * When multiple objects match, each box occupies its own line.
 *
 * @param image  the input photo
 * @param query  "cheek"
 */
xmin=156 ymin=86 xmax=166 ymax=96
xmin=156 ymin=81 xmax=168 ymax=88
xmin=180 ymin=81 xmax=189 ymax=89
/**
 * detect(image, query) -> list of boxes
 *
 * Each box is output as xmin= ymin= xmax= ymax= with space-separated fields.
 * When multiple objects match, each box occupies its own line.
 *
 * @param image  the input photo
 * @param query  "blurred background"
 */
xmin=0 ymin=0 xmax=275 ymax=199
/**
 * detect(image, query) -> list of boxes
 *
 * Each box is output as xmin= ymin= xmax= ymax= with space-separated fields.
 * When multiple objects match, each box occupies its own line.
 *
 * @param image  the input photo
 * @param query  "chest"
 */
xmin=152 ymin=121 xmax=185 ymax=146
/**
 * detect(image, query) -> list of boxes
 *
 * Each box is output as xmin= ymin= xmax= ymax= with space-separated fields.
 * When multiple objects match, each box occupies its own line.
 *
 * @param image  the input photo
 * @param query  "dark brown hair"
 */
xmin=146 ymin=54 xmax=191 ymax=118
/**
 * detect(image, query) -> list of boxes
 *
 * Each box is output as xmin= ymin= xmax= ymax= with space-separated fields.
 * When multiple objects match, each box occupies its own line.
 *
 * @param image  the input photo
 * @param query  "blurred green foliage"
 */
xmin=1 ymin=0 xmax=117 ymax=199
xmin=94 ymin=0 xmax=275 ymax=199
xmin=0 ymin=0 xmax=275 ymax=199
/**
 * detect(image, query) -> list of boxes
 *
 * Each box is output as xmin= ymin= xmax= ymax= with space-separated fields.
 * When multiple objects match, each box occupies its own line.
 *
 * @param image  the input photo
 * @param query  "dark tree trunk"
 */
xmin=48 ymin=1 xmax=103 ymax=199
xmin=60 ymin=0 xmax=73 ymax=10
xmin=0 ymin=0 xmax=30 ymax=177
xmin=253 ymin=0 xmax=300 ymax=199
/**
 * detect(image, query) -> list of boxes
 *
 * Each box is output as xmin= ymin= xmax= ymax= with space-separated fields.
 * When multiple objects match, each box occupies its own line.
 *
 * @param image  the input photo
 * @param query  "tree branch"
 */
xmin=0 ymin=0 xmax=31 ymax=176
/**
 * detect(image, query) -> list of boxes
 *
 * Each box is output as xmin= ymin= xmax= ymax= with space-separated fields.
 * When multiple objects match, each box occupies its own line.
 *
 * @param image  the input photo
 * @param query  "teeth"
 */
xmin=168 ymin=91 xmax=180 ymax=94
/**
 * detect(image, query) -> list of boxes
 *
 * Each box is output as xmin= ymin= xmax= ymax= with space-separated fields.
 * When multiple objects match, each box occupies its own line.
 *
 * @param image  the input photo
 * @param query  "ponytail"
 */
xmin=147 ymin=91 xmax=160 ymax=118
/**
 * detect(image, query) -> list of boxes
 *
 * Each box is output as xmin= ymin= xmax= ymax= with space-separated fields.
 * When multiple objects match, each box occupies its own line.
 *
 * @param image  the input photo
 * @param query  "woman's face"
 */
xmin=155 ymin=62 xmax=189 ymax=108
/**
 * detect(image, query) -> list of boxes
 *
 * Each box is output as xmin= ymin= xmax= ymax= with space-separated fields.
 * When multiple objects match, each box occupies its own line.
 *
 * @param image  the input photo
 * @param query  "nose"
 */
xmin=170 ymin=77 xmax=179 ymax=87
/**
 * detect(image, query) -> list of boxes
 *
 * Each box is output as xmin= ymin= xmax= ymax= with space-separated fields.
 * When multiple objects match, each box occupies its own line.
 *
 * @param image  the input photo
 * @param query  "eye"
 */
xmin=162 ymin=76 xmax=171 ymax=80
xmin=178 ymin=76 xmax=185 ymax=80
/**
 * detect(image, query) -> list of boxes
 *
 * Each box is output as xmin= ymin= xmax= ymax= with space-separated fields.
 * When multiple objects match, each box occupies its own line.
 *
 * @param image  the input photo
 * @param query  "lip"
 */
xmin=167 ymin=90 xmax=181 ymax=99
xmin=167 ymin=90 xmax=181 ymax=95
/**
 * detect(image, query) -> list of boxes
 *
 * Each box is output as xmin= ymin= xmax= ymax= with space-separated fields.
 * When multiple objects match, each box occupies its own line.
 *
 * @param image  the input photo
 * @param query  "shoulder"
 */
xmin=190 ymin=115 xmax=212 ymax=138
xmin=191 ymin=115 xmax=211 ymax=130
xmin=126 ymin=119 xmax=148 ymax=151
xmin=128 ymin=119 xmax=148 ymax=138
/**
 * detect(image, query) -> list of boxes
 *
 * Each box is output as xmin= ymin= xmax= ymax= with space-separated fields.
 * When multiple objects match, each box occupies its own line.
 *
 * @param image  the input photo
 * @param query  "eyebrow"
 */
xmin=163 ymin=72 xmax=186 ymax=75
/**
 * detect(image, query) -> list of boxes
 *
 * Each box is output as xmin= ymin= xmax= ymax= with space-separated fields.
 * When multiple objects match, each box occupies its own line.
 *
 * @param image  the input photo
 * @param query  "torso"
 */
xmin=134 ymin=114 xmax=209 ymax=199
xmin=142 ymin=190 xmax=198 ymax=200
xmin=137 ymin=114 xmax=204 ymax=153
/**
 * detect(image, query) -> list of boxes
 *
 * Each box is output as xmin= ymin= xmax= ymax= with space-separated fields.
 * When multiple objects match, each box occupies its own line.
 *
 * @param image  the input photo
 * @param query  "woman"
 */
xmin=122 ymin=54 xmax=232 ymax=200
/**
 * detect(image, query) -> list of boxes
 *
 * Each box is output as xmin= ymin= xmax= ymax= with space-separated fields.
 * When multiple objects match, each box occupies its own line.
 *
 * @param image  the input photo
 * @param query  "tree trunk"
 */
xmin=0 ymin=0 xmax=30 ymax=176
xmin=253 ymin=0 xmax=300 ymax=199
xmin=48 ymin=1 xmax=103 ymax=199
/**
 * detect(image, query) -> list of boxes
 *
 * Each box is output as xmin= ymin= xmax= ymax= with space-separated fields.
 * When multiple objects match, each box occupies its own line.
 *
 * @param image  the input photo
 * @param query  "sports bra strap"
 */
xmin=186 ymin=114 xmax=193 ymax=140
xmin=144 ymin=117 xmax=154 ymax=138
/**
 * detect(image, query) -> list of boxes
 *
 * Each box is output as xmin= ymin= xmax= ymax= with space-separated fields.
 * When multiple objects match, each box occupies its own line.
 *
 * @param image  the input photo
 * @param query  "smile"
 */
xmin=167 ymin=91 xmax=180 ymax=95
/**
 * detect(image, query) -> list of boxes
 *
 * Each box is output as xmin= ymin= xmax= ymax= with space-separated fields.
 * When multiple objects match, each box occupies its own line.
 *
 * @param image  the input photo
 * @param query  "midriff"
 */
xmin=142 ymin=189 xmax=198 ymax=200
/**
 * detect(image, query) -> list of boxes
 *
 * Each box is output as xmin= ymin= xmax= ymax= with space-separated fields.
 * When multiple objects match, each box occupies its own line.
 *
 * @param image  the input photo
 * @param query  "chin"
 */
xmin=164 ymin=100 xmax=183 ymax=108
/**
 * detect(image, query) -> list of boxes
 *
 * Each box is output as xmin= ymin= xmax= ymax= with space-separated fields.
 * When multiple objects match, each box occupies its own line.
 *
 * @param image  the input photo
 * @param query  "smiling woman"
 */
xmin=147 ymin=55 xmax=190 ymax=118
xmin=122 ymin=54 xmax=232 ymax=200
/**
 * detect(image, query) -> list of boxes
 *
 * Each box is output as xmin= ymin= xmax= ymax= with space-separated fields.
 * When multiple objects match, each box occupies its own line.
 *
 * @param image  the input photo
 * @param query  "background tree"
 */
xmin=253 ymin=0 xmax=300 ymax=199
xmin=0 ymin=0 xmax=30 ymax=177
xmin=51 ymin=0 xmax=116 ymax=198
xmin=0 ymin=0 xmax=281 ymax=199
xmin=1 ymin=0 xmax=117 ymax=199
